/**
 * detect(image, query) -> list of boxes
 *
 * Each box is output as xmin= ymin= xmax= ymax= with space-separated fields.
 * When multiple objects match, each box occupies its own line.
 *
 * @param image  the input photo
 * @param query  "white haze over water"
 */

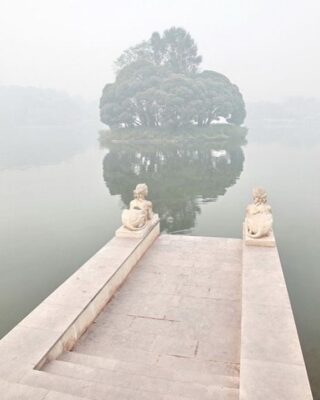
xmin=0 ymin=0 xmax=319 ymax=102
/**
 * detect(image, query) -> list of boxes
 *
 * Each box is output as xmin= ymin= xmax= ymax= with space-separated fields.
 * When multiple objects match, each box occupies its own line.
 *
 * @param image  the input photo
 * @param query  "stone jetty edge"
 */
xmin=239 ymin=239 xmax=313 ymax=399
xmin=0 ymin=221 xmax=313 ymax=399
xmin=0 ymin=220 xmax=160 ymax=385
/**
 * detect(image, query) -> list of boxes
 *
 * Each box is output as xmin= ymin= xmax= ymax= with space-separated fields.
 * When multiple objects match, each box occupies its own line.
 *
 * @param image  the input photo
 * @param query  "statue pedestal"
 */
xmin=116 ymin=214 xmax=160 ymax=238
xmin=243 ymin=223 xmax=276 ymax=247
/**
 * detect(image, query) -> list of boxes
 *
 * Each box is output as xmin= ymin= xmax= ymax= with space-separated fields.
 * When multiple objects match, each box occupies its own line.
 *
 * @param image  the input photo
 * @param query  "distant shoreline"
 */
xmin=99 ymin=124 xmax=248 ymax=145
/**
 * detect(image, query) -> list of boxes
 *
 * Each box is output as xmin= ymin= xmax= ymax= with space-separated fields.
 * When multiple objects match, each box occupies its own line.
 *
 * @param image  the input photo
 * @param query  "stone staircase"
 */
xmin=0 ymin=232 xmax=313 ymax=399
xmin=21 ymin=350 xmax=239 ymax=399
xmin=21 ymin=235 xmax=242 ymax=399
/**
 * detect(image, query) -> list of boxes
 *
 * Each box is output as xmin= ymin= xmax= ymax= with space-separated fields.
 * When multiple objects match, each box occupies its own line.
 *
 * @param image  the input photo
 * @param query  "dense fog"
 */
xmin=1 ymin=1 xmax=320 ymax=398
xmin=1 ymin=0 xmax=319 ymax=103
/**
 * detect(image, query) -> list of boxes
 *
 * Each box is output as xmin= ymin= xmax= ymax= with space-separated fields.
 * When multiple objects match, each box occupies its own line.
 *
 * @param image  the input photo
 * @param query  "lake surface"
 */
xmin=0 ymin=120 xmax=319 ymax=397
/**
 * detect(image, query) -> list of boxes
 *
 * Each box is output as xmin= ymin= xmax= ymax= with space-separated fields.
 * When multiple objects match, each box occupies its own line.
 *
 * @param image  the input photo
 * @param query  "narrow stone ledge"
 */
xmin=240 ymin=358 xmax=313 ymax=400
xmin=240 ymin=238 xmax=313 ymax=399
xmin=0 ymin=325 xmax=61 ymax=381
xmin=0 ymin=219 xmax=160 ymax=387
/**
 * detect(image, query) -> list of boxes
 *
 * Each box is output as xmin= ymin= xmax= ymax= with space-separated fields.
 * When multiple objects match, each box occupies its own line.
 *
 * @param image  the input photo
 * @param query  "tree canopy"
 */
xmin=115 ymin=27 xmax=202 ymax=74
xmin=100 ymin=27 xmax=246 ymax=129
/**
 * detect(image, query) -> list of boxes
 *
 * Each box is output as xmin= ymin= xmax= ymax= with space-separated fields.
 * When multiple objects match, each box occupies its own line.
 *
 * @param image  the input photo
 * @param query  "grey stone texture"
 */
xmin=43 ymin=235 xmax=243 ymax=399
xmin=240 ymin=242 xmax=313 ymax=399
xmin=0 ymin=229 xmax=312 ymax=399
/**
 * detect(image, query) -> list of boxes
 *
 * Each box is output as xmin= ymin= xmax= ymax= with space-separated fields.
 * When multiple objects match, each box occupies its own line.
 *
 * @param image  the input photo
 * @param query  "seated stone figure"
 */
xmin=121 ymin=183 xmax=153 ymax=231
xmin=245 ymin=187 xmax=273 ymax=238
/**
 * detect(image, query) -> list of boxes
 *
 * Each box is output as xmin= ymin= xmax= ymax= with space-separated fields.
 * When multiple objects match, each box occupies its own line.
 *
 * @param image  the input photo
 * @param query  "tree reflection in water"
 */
xmin=102 ymin=140 xmax=245 ymax=233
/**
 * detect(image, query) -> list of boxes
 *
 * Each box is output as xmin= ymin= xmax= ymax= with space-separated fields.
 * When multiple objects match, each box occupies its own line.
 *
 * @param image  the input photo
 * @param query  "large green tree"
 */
xmin=100 ymin=27 xmax=246 ymax=129
xmin=115 ymin=27 xmax=202 ymax=74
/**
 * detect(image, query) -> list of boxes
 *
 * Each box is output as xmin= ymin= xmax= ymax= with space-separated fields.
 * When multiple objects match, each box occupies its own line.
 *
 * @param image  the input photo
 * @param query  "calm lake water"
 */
xmin=0 ymin=120 xmax=319 ymax=397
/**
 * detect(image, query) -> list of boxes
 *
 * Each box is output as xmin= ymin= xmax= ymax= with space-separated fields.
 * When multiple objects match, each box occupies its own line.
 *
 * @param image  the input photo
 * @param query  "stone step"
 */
xmin=44 ymin=393 xmax=92 ymax=400
xmin=0 ymin=378 xmax=47 ymax=400
xmin=71 ymin=340 xmax=240 ymax=377
xmin=60 ymin=350 xmax=239 ymax=388
xmin=21 ymin=370 xmax=164 ymax=400
xmin=42 ymin=360 xmax=239 ymax=399
xmin=0 ymin=376 xmax=90 ymax=400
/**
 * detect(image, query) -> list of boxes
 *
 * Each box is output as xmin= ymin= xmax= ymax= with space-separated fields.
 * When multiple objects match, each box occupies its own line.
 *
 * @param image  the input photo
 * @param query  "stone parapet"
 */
xmin=239 ymin=236 xmax=313 ymax=399
xmin=0 ymin=218 xmax=160 ymax=387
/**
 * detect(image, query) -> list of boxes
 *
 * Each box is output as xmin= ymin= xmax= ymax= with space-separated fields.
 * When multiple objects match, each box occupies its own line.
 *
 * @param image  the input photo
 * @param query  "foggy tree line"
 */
xmin=0 ymin=86 xmax=95 ymax=126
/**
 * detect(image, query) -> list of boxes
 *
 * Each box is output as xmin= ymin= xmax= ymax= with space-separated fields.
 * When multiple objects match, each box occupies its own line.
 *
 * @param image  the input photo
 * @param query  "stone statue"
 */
xmin=245 ymin=187 xmax=273 ymax=238
xmin=121 ymin=183 xmax=153 ymax=231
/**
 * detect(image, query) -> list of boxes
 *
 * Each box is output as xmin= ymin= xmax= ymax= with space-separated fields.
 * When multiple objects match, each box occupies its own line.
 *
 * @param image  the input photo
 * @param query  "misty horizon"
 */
xmin=1 ymin=2 xmax=320 ymax=398
xmin=1 ymin=0 xmax=319 ymax=103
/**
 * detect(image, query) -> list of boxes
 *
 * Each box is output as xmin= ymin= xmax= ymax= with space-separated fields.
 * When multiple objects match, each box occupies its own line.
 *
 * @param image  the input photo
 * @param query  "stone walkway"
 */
xmin=43 ymin=235 xmax=242 ymax=399
xmin=1 ymin=229 xmax=312 ymax=399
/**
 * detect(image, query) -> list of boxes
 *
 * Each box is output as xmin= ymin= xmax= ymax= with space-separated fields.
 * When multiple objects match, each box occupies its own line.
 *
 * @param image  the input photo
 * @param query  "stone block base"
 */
xmin=116 ymin=214 xmax=160 ymax=238
xmin=243 ymin=224 xmax=276 ymax=247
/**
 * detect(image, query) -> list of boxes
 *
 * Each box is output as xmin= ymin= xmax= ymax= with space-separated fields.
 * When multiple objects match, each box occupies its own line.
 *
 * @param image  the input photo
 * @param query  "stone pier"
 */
xmin=0 ymin=220 xmax=313 ymax=399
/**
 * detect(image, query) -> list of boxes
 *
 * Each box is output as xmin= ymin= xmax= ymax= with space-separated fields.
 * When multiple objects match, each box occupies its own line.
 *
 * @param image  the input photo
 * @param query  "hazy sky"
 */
xmin=1 ymin=0 xmax=319 ymax=102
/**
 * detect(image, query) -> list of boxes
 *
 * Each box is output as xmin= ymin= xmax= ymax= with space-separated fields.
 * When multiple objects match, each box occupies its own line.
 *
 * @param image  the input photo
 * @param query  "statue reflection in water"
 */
xmin=102 ymin=139 xmax=245 ymax=233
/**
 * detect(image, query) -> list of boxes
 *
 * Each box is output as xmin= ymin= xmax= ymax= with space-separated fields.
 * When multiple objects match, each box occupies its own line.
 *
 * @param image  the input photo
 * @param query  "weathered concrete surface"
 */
xmin=38 ymin=235 xmax=242 ymax=399
xmin=240 ymin=243 xmax=313 ymax=399
xmin=0 ymin=230 xmax=313 ymax=399
xmin=0 ymin=377 xmax=89 ymax=400
xmin=0 ymin=220 xmax=159 ymax=390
